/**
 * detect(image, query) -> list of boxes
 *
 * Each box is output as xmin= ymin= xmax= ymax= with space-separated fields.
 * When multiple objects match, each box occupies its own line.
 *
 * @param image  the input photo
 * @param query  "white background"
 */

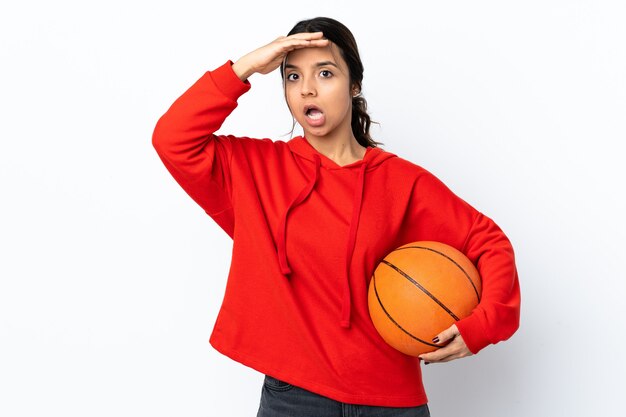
xmin=1 ymin=1 xmax=625 ymax=416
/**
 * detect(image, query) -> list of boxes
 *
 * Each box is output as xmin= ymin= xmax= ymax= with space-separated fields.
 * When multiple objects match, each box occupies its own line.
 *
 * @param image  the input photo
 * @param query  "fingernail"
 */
xmin=432 ymin=336 xmax=440 ymax=343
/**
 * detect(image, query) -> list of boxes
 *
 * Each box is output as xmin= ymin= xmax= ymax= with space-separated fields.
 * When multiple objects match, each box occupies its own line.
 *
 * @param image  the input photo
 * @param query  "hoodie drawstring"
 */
xmin=340 ymin=163 xmax=367 ymax=328
xmin=277 ymin=154 xmax=321 ymax=275
xmin=277 ymin=153 xmax=367 ymax=329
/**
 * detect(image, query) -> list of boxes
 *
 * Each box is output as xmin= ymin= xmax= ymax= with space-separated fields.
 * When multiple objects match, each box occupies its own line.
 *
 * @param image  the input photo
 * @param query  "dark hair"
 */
xmin=280 ymin=17 xmax=381 ymax=148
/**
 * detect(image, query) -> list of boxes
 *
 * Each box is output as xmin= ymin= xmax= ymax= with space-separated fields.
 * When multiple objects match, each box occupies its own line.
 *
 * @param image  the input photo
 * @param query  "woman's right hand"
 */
xmin=231 ymin=32 xmax=329 ymax=81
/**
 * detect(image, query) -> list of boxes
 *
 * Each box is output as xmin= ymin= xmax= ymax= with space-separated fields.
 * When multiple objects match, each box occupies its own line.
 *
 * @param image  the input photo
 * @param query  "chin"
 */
xmin=304 ymin=130 xmax=331 ymax=140
xmin=304 ymin=124 xmax=334 ymax=138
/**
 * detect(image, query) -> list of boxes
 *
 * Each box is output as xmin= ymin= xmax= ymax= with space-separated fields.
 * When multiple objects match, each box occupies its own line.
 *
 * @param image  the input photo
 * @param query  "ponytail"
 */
xmin=351 ymin=93 xmax=381 ymax=148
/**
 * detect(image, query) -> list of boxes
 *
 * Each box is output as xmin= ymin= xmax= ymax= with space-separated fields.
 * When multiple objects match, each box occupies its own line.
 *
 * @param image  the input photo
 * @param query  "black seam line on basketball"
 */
xmin=372 ymin=271 xmax=439 ymax=348
xmin=380 ymin=260 xmax=461 ymax=321
xmin=393 ymin=246 xmax=481 ymax=303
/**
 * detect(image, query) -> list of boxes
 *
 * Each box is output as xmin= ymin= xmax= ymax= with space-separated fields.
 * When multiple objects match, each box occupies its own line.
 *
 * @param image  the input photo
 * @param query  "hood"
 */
xmin=286 ymin=136 xmax=397 ymax=171
xmin=276 ymin=136 xmax=397 ymax=329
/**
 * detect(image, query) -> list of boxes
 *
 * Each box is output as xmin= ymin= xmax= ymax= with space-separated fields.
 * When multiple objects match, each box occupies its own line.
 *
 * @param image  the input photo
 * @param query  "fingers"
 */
xmin=432 ymin=324 xmax=460 ymax=345
xmin=236 ymin=32 xmax=330 ymax=78
xmin=273 ymin=33 xmax=324 ymax=42
xmin=418 ymin=324 xmax=472 ymax=364
xmin=419 ymin=337 xmax=467 ymax=363
xmin=286 ymin=31 xmax=326 ymax=41
xmin=275 ymin=32 xmax=329 ymax=53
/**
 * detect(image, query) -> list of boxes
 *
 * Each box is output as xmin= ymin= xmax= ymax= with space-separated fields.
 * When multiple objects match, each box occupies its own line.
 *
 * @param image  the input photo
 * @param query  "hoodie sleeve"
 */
xmin=407 ymin=170 xmax=521 ymax=354
xmin=152 ymin=61 xmax=251 ymax=237
xmin=456 ymin=211 xmax=521 ymax=354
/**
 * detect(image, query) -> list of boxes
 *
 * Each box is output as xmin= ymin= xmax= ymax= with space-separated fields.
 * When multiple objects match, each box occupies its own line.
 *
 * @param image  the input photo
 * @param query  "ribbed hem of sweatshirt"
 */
xmin=209 ymin=335 xmax=429 ymax=407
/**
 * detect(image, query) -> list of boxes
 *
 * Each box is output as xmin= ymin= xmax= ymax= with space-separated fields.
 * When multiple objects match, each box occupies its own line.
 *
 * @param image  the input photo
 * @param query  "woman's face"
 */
xmin=284 ymin=42 xmax=355 ymax=142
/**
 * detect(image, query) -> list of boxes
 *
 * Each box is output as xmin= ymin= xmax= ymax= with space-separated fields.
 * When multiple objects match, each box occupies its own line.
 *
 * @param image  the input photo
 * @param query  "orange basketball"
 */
xmin=368 ymin=241 xmax=482 ymax=357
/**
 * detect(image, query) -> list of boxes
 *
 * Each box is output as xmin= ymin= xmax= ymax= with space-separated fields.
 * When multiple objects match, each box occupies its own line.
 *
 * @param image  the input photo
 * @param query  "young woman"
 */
xmin=153 ymin=16 xmax=520 ymax=417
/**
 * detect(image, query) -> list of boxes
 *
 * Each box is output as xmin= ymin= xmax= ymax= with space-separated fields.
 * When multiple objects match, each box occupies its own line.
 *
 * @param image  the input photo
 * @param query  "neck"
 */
xmin=305 ymin=126 xmax=367 ymax=166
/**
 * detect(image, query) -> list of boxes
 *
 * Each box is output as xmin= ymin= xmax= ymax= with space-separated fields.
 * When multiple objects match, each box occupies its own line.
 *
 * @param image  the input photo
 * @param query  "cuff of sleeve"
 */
xmin=455 ymin=313 xmax=492 ymax=354
xmin=208 ymin=60 xmax=252 ymax=100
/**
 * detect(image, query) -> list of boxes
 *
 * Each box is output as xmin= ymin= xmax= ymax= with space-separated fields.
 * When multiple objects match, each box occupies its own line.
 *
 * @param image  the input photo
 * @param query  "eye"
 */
xmin=320 ymin=70 xmax=333 ymax=78
xmin=286 ymin=73 xmax=299 ymax=81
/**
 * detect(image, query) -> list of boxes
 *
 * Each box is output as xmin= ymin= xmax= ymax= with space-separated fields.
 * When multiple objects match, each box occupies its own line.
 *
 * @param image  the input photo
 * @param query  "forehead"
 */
xmin=284 ymin=42 xmax=348 ymax=71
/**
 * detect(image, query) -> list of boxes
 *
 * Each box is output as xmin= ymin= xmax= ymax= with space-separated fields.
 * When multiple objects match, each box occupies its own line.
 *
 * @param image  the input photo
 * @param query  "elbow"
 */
xmin=151 ymin=117 xmax=170 ymax=156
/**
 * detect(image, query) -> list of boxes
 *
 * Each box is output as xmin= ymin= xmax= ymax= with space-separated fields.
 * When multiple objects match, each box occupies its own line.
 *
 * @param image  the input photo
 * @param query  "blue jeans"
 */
xmin=256 ymin=375 xmax=431 ymax=417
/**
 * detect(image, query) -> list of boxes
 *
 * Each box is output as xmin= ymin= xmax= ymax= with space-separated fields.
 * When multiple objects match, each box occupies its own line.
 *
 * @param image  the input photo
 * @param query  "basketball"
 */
xmin=367 ymin=241 xmax=482 ymax=357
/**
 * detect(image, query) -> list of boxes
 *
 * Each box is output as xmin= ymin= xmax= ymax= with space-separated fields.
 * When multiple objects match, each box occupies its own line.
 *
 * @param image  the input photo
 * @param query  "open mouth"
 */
xmin=305 ymin=105 xmax=324 ymax=120
xmin=303 ymin=104 xmax=326 ymax=127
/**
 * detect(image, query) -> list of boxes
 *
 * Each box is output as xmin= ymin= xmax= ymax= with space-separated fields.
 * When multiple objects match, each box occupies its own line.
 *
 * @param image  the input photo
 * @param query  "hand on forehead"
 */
xmin=284 ymin=41 xmax=347 ymax=73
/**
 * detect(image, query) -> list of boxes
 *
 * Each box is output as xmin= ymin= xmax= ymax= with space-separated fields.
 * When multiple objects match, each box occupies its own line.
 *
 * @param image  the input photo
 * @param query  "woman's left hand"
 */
xmin=418 ymin=324 xmax=473 ymax=364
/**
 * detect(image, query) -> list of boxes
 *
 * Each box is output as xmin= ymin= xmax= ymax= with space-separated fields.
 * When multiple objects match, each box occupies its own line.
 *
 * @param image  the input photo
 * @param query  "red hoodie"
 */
xmin=152 ymin=60 xmax=521 ymax=407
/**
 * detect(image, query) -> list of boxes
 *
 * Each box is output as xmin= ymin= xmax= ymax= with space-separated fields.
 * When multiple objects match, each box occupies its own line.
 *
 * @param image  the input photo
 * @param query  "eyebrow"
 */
xmin=284 ymin=61 xmax=339 ymax=70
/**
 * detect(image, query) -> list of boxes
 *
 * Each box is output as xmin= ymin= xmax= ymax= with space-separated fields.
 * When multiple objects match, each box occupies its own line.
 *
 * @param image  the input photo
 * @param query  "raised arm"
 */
xmin=152 ymin=32 xmax=330 ymax=236
xmin=152 ymin=61 xmax=249 ymax=236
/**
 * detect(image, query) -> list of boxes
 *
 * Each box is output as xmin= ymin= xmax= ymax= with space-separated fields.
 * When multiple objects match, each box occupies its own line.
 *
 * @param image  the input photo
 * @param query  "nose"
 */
xmin=300 ymin=77 xmax=317 ymax=97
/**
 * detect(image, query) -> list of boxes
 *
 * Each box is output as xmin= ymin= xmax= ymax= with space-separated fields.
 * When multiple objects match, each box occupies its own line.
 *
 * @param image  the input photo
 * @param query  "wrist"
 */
xmin=232 ymin=59 xmax=255 ymax=82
